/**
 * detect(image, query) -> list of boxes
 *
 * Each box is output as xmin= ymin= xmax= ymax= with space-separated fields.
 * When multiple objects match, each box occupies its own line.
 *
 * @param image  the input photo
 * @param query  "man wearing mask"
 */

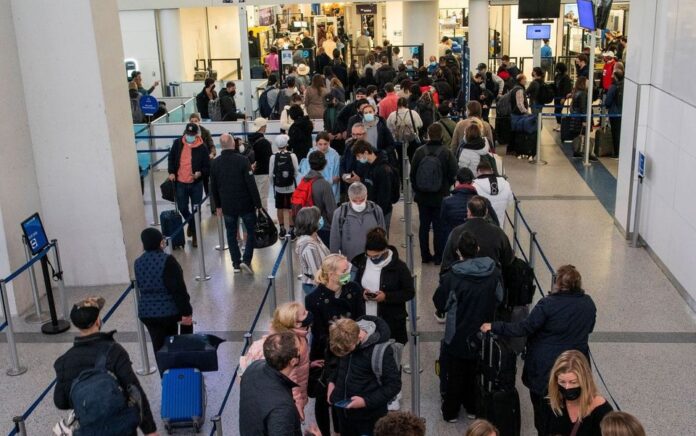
xmin=219 ymin=81 xmax=241 ymax=121
xmin=330 ymin=182 xmax=385 ymax=261
xmin=167 ymin=123 xmax=210 ymax=247
xmin=352 ymin=140 xmax=395 ymax=234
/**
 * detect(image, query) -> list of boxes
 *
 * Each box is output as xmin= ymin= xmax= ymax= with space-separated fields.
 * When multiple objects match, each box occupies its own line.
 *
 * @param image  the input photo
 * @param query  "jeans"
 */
xmin=417 ymin=203 xmax=443 ymax=262
xmin=224 ymin=212 xmax=256 ymax=267
xmin=175 ymin=182 xmax=203 ymax=235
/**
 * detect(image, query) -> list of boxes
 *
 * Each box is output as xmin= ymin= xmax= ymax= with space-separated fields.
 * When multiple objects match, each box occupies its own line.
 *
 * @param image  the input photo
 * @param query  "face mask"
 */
xmin=369 ymin=251 xmax=388 ymax=264
xmin=357 ymin=156 xmax=368 ymax=164
xmin=363 ymin=113 xmax=375 ymax=123
xmin=239 ymin=145 xmax=246 ymax=153
xmin=185 ymin=135 xmax=196 ymax=143
xmin=230 ymin=90 xmax=236 ymax=96
xmin=317 ymin=216 xmax=325 ymax=230
xmin=351 ymin=201 xmax=367 ymax=213
xmin=430 ymin=62 xmax=437 ymax=67
xmin=338 ymin=271 xmax=351 ymax=285
xmin=300 ymin=311 xmax=314 ymax=328
xmin=558 ymin=385 xmax=582 ymax=401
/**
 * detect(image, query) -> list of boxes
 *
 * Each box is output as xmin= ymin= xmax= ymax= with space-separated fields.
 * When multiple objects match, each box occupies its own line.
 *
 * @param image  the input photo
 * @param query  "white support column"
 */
xmin=158 ymin=9 xmax=185 ymax=85
xmin=239 ymin=5 xmax=253 ymax=117
xmin=402 ymin=0 xmax=438 ymax=62
xmin=468 ymin=0 xmax=490 ymax=68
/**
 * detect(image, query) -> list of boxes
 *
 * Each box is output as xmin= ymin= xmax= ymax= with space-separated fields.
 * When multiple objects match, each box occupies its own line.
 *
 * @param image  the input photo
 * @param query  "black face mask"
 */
xmin=300 ymin=311 xmax=314 ymax=328
xmin=369 ymin=251 xmax=388 ymax=264
xmin=558 ymin=385 xmax=582 ymax=401
xmin=230 ymin=90 xmax=236 ymax=96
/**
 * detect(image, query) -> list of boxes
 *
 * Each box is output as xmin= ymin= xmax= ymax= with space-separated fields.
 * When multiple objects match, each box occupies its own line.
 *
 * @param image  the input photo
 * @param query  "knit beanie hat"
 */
xmin=141 ymin=228 xmax=163 ymax=251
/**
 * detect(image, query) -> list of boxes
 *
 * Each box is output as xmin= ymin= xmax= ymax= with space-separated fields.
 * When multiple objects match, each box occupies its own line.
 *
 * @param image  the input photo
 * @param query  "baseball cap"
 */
xmin=184 ymin=123 xmax=199 ymax=135
xmin=275 ymin=134 xmax=290 ymax=149
xmin=70 ymin=297 xmax=105 ymax=329
xmin=355 ymin=87 xmax=368 ymax=96
xmin=603 ymin=51 xmax=615 ymax=58
xmin=253 ymin=117 xmax=268 ymax=132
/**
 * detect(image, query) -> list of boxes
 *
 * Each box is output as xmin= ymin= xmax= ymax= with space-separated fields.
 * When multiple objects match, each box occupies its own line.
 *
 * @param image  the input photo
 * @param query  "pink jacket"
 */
xmin=239 ymin=327 xmax=310 ymax=420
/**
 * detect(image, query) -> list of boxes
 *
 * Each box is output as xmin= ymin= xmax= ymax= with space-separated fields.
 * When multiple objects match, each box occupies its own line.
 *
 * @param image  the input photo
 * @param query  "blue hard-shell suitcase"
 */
xmin=161 ymin=368 xmax=205 ymax=434
xmin=160 ymin=210 xmax=185 ymax=249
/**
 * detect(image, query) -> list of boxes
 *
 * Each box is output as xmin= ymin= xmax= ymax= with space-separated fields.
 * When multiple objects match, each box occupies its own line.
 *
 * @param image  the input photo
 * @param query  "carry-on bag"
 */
xmin=161 ymin=368 xmax=205 ymax=434
xmin=255 ymin=207 xmax=278 ymax=248
xmin=157 ymin=333 xmax=225 ymax=373
xmin=160 ymin=210 xmax=185 ymax=249
xmin=593 ymin=122 xmax=614 ymax=157
xmin=160 ymin=180 xmax=176 ymax=202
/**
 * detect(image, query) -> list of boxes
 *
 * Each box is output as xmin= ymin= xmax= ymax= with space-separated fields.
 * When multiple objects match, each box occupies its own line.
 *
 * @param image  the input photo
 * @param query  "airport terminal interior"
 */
xmin=0 ymin=0 xmax=695 ymax=435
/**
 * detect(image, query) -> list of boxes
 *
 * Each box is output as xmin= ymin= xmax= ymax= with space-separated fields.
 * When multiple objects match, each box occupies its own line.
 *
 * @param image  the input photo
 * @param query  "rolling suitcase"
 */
xmin=160 ymin=210 xmax=185 ymax=249
xmin=161 ymin=368 xmax=206 ymax=434
xmin=476 ymin=333 xmax=521 ymax=436
xmin=593 ymin=123 xmax=614 ymax=157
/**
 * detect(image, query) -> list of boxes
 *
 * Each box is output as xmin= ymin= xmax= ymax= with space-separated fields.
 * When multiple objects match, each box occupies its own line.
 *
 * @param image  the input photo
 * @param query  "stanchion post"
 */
xmin=215 ymin=213 xmax=227 ymax=251
xmin=268 ymin=275 xmax=277 ymax=318
xmin=530 ymin=112 xmax=548 ymax=165
xmin=1 ymin=281 xmax=28 ymax=376
xmin=12 ymin=416 xmax=27 ymax=436
xmin=285 ymin=236 xmax=295 ymax=301
xmin=194 ymin=204 xmax=211 ymax=282
xmin=401 ymin=141 xmax=409 ymax=249
xmin=583 ymin=31 xmax=597 ymax=167
xmin=131 ymin=281 xmax=157 ymax=376
xmin=550 ymin=272 xmax=557 ymax=294
xmin=212 ymin=415 xmax=223 ymax=436
xmin=51 ymin=239 xmax=70 ymax=321
xmin=529 ymin=231 xmax=538 ymax=269
xmin=408 ymin=275 xmax=421 ymax=416
xmin=21 ymin=235 xmax=49 ymax=324
xmin=512 ymin=200 xmax=521 ymax=256
xmin=148 ymin=123 xmax=160 ymax=226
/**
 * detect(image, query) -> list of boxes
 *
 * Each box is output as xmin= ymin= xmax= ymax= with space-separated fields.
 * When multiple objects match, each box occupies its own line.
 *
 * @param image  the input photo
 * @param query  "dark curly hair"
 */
xmin=374 ymin=412 xmax=426 ymax=436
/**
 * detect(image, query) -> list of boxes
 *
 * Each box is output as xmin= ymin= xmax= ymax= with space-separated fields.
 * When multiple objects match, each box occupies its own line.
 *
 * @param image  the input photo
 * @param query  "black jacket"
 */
xmin=433 ymin=257 xmax=503 ymax=359
xmin=168 ymin=138 xmax=210 ymax=183
xmin=362 ymin=153 xmax=394 ymax=215
xmin=332 ymin=63 xmax=348 ymax=88
xmin=218 ymin=88 xmax=239 ymax=121
xmin=492 ymin=291 xmax=597 ymax=395
xmin=316 ymin=53 xmax=332 ymax=75
xmin=329 ymin=316 xmax=402 ymax=421
xmin=53 ymin=332 xmax=157 ymax=434
xmin=375 ymin=65 xmax=397 ymax=89
xmin=248 ymin=132 xmax=273 ymax=175
xmin=199 ymin=125 xmax=215 ymax=156
xmin=288 ymin=116 xmax=314 ymax=161
xmin=209 ymin=149 xmax=262 ymax=216
xmin=323 ymin=103 xmax=346 ymax=135
xmin=337 ymin=100 xmax=361 ymax=133
xmin=352 ymin=248 xmax=415 ymax=344
xmin=305 ymin=282 xmax=365 ymax=361
xmin=554 ymin=73 xmax=572 ymax=98
xmin=196 ymin=89 xmax=211 ymax=119
xmin=239 ymin=360 xmax=302 ymax=436
xmin=440 ymin=187 xmax=500 ymax=236
xmin=441 ymin=217 xmax=513 ymax=273
xmin=410 ymin=141 xmax=458 ymax=207
xmin=433 ymin=78 xmax=454 ymax=101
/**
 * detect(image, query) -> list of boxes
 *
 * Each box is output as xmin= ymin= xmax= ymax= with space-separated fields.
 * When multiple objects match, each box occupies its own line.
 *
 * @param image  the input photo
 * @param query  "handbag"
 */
xmin=160 ymin=180 xmax=176 ymax=202
xmin=254 ymin=208 xmax=278 ymax=249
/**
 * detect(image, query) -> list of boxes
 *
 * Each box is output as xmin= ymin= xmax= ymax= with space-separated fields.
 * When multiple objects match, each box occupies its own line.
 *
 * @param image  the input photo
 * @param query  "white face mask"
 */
xmin=351 ymin=201 xmax=367 ymax=212
xmin=239 ymin=145 xmax=246 ymax=153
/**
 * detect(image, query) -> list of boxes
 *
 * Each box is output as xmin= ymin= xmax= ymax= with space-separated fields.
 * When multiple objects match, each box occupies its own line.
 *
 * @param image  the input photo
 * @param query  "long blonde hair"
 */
xmin=271 ymin=302 xmax=304 ymax=332
xmin=314 ymin=254 xmax=347 ymax=285
xmin=548 ymin=350 xmax=599 ymax=419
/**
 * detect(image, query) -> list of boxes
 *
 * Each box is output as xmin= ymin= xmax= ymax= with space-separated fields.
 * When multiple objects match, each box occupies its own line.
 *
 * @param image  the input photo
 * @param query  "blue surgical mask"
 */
xmin=318 ymin=216 xmax=325 ymax=230
xmin=185 ymin=135 xmax=196 ymax=143
xmin=430 ymin=61 xmax=437 ymax=67
xmin=363 ymin=113 xmax=375 ymax=123
xmin=358 ymin=157 xmax=368 ymax=164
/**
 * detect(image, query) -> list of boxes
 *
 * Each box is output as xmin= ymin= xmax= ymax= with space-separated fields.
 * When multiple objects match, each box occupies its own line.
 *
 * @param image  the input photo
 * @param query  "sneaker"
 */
xmin=441 ymin=411 xmax=458 ymax=423
xmin=289 ymin=227 xmax=297 ymax=241
xmin=434 ymin=311 xmax=446 ymax=324
xmin=279 ymin=226 xmax=287 ymax=238
xmin=528 ymin=156 xmax=535 ymax=162
xmin=233 ymin=265 xmax=241 ymax=273
xmin=517 ymin=155 xmax=523 ymax=160
xmin=589 ymin=155 xmax=599 ymax=162
xmin=387 ymin=398 xmax=400 ymax=411
xmin=240 ymin=262 xmax=254 ymax=274
xmin=467 ymin=413 xmax=476 ymax=420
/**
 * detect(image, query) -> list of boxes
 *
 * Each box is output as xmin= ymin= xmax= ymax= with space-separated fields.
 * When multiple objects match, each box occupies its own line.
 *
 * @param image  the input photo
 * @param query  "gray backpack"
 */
xmin=371 ymin=339 xmax=404 ymax=386
xmin=208 ymin=98 xmax=222 ymax=121
xmin=415 ymin=146 xmax=445 ymax=193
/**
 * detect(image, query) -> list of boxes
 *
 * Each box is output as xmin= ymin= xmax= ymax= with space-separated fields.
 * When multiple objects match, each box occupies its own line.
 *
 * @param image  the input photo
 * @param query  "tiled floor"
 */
xmin=1 ymin=120 xmax=695 ymax=435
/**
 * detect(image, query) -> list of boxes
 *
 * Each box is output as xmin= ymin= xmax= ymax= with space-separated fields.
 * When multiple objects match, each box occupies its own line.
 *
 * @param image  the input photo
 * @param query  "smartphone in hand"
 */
xmin=333 ymin=399 xmax=352 ymax=409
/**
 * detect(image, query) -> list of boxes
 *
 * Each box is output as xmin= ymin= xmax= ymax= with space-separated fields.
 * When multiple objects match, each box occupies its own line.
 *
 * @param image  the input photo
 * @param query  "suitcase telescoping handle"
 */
xmin=177 ymin=320 xmax=196 ymax=335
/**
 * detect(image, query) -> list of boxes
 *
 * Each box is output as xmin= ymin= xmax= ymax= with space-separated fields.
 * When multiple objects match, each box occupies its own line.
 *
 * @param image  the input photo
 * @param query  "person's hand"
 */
xmin=480 ymin=323 xmax=492 ymax=333
xmin=347 ymin=396 xmax=366 ymax=409
xmin=181 ymin=316 xmax=193 ymax=326
xmin=216 ymin=208 xmax=222 ymax=217
xmin=194 ymin=171 xmax=202 ymax=179
xmin=373 ymin=290 xmax=386 ymax=303
xmin=153 ymin=80 xmax=160 ymax=87
xmin=332 ymin=176 xmax=340 ymax=183
xmin=168 ymin=174 xmax=176 ymax=182
xmin=327 ymin=382 xmax=335 ymax=404
xmin=304 ymin=424 xmax=322 ymax=436
xmin=310 ymin=359 xmax=325 ymax=368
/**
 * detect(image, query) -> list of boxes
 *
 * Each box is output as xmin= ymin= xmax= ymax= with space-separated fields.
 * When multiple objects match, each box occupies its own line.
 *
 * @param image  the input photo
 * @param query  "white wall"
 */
xmin=119 ymin=10 xmax=163 ymax=97
xmin=508 ymin=5 xmax=558 ymax=76
xmin=615 ymin=0 xmax=696 ymax=303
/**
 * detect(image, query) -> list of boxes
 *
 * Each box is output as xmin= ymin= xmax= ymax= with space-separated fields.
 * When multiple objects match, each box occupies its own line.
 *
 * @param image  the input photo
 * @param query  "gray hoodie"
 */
xmin=304 ymin=170 xmax=337 ymax=231
xmin=329 ymin=201 xmax=385 ymax=262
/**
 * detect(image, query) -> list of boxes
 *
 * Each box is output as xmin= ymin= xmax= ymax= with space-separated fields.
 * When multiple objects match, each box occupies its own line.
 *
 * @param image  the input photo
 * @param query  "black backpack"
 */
xmin=383 ymin=163 xmax=401 ymax=204
xmin=502 ymin=257 xmax=536 ymax=308
xmin=415 ymin=146 xmax=445 ymax=193
xmin=272 ymin=152 xmax=295 ymax=188
xmin=538 ymin=83 xmax=555 ymax=104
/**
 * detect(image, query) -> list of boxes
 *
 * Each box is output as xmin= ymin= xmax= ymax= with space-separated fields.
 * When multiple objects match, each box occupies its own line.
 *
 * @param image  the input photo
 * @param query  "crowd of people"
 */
xmin=63 ymin=36 xmax=637 ymax=436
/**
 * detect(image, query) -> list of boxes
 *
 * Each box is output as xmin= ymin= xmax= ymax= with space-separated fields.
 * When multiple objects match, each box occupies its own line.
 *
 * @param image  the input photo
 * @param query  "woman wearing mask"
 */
xmin=546 ymin=350 xmax=613 ymax=435
xmin=305 ymin=254 xmax=365 ymax=436
xmin=239 ymin=302 xmax=313 ymax=421
xmin=295 ymin=207 xmax=331 ymax=295
xmin=481 ymin=265 xmax=596 ymax=436
xmin=570 ymin=77 xmax=596 ymax=160
xmin=360 ymin=103 xmax=395 ymax=153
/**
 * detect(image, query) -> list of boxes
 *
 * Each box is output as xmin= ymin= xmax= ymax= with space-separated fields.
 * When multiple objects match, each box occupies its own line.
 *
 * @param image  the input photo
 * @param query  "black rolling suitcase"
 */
xmin=496 ymin=116 xmax=512 ymax=146
xmin=160 ymin=210 xmax=185 ymax=249
xmin=476 ymin=332 xmax=521 ymax=436
xmin=511 ymin=132 xmax=537 ymax=157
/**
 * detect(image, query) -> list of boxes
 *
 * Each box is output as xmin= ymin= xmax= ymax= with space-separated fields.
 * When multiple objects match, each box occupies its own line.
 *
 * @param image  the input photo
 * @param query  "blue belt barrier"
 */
xmin=0 ymin=321 xmax=7 ymax=333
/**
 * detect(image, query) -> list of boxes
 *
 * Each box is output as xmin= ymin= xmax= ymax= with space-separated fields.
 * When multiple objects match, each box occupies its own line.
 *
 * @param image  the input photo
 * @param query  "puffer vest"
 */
xmin=134 ymin=251 xmax=179 ymax=319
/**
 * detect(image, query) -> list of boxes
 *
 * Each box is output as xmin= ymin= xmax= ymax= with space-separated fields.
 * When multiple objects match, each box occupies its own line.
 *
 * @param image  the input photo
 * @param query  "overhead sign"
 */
xmin=21 ymin=213 xmax=49 ymax=256
xmin=140 ymin=95 xmax=159 ymax=117
xmin=356 ymin=4 xmax=377 ymax=14
xmin=638 ymin=152 xmax=645 ymax=178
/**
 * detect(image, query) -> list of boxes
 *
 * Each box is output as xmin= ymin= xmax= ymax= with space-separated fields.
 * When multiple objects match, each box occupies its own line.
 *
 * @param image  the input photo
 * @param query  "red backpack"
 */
xmin=290 ymin=177 xmax=317 ymax=217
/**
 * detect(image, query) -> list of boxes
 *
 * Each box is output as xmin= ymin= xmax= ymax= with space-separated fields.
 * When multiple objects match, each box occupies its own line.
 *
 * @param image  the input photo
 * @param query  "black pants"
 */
xmin=417 ymin=203 xmax=443 ymax=262
xmin=554 ymin=97 xmax=564 ymax=125
xmin=610 ymin=116 xmax=622 ymax=158
xmin=314 ymin=383 xmax=339 ymax=436
xmin=336 ymin=411 xmax=380 ymax=436
xmin=141 ymin=315 xmax=192 ymax=375
xmin=440 ymin=349 xmax=477 ymax=420
xmin=529 ymin=390 xmax=550 ymax=436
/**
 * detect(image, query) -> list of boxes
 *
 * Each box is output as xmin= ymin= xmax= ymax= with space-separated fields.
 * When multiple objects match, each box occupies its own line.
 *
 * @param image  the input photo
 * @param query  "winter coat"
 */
xmin=410 ymin=141 xmax=458 ymax=207
xmin=492 ymin=291 xmax=597 ymax=395
xmin=433 ymin=257 xmax=503 ymax=359
xmin=168 ymin=137 xmax=211 ymax=183
xmin=441 ymin=217 xmax=513 ymax=273
xmin=304 ymin=86 xmax=330 ymax=119
xmin=288 ymin=116 xmax=314 ymax=161
xmin=301 ymin=170 xmax=337 ymax=230
xmin=433 ymin=78 xmax=454 ymax=101
xmin=440 ymin=185 xmax=478 ymax=237
xmin=209 ymin=149 xmax=262 ymax=216
xmin=362 ymin=153 xmax=395 ymax=216
xmin=239 ymin=360 xmax=302 ymax=436
xmin=352 ymin=248 xmax=415 ymax=344
xmin=375 ymin=65 xmax=397 ymax=89
xmin=296 ymin=235 xmax=330 ymax=285
xmin=329 ymin=201 xmax=385 ymax=262
xmin=473 ymin=174 xmax=513 ymax=227
xmin=456 ymin=136 xmax=491 ymax=174
xmin=218 ymin=88 xmax=238 ymax=121
xmin=329 ymin=316 xmax=402 ymax=421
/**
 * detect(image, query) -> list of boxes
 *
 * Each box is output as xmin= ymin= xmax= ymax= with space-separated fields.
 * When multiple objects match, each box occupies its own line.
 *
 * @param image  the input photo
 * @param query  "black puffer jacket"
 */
xmin=492 ymin=291 xmax=597 ymax=395
xmin=362 ymin=153 xmax=395 ymax=216
xmin=53 ymin=332 xmax=157 ymax=434
xmin=209 ymin=149 xmax=261 ymax=216
xmin=352 ymin=247 xmax=415 ymax=344
xmin=329 ymin=316 xmax=402 ymax=421
xmin=288 ymin=116 xmax=314 ymax=161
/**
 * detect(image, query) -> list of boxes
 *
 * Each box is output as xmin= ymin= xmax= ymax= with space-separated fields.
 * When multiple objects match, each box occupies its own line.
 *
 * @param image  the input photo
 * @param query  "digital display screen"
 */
xmin=293 ymin=21 xmax=308 ymax=28
xmin=21 ymin=213 xmax=49 ymax=255
xmin=526 ymin=25 xmax=551 ymax=40
xmin=577 ymin=0 xmax=596 ymax=31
